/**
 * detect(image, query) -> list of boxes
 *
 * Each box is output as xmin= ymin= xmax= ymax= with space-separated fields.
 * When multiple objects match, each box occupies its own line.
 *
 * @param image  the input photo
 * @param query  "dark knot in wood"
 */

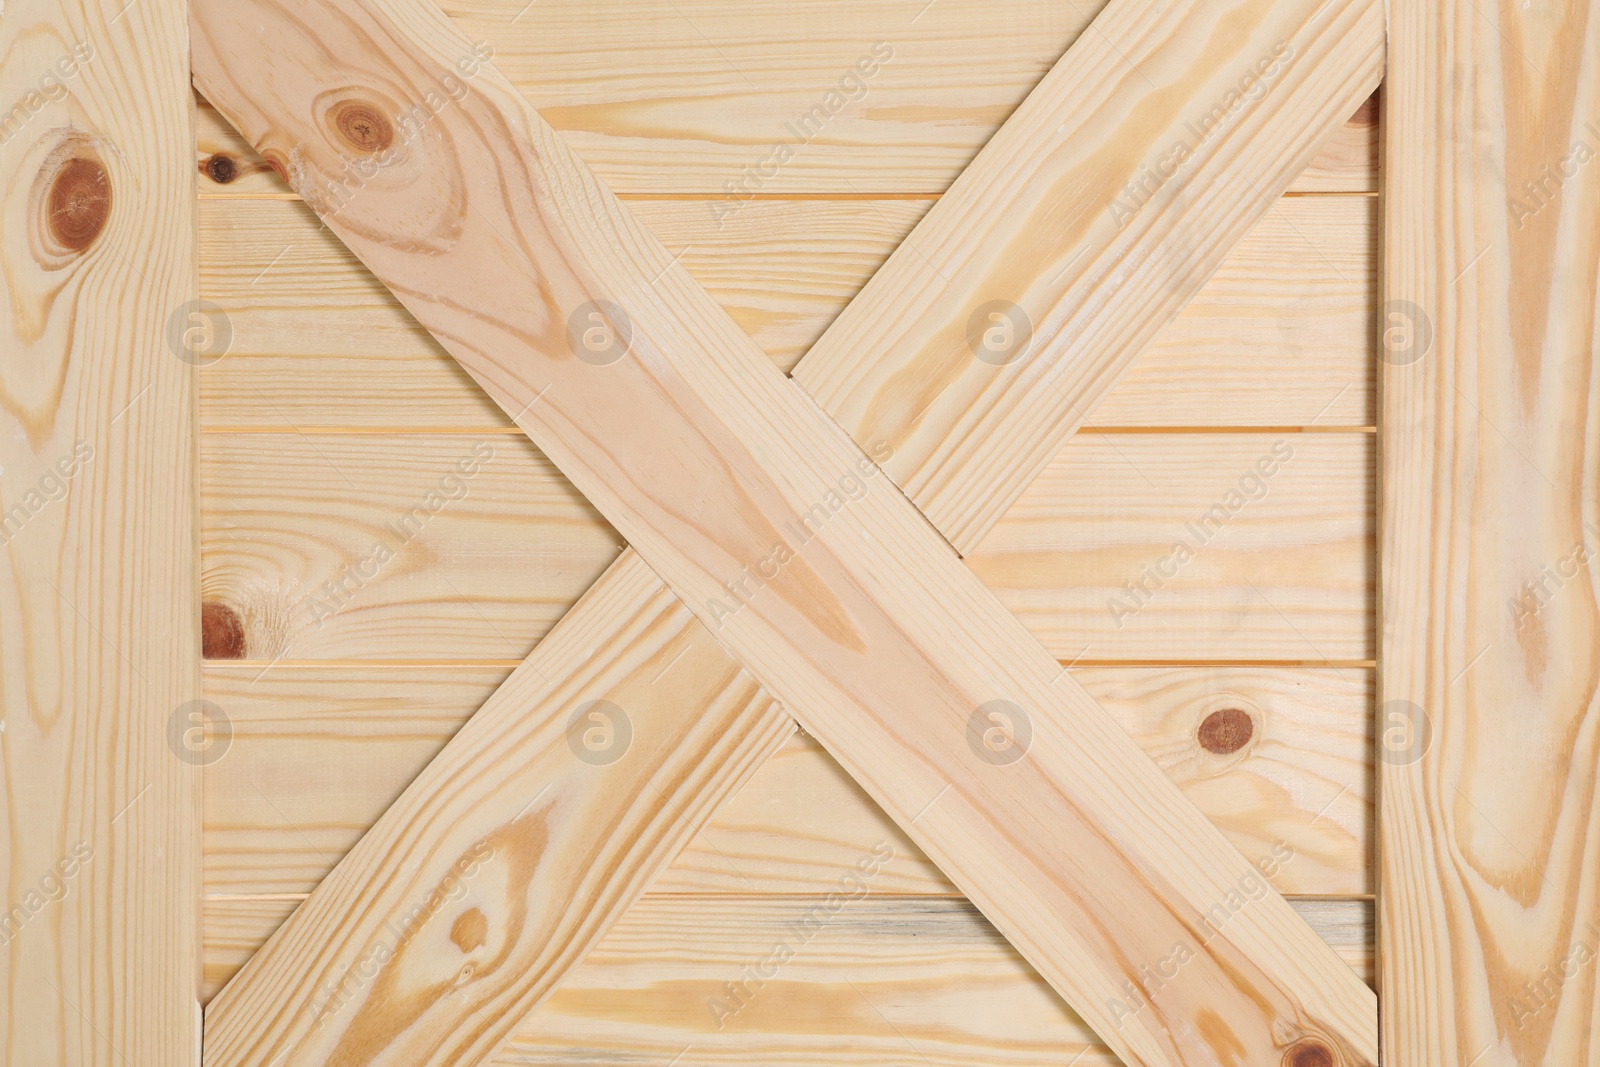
xmin=332 ymin=101 xmax=394 ymax=152
xmin=1284 ymin=1039 xmax=1335 ymax=1067
xmin=47 ymin=156 xmax=111 ymax=252
xmin=1197 ymin=707 xmax=1253 ymax=754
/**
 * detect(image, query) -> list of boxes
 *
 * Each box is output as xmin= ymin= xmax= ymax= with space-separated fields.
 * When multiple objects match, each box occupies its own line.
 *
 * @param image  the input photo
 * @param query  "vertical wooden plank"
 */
xmin=1381 ymin=0 xmax=1600 ymax=1061
xmin=0 ymin=1 xmax=201 ymax=1064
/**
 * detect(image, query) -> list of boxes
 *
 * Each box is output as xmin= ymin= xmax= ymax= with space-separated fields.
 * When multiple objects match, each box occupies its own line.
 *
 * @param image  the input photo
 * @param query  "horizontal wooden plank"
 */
xmin=200 ymin=432 xmax=1369 ymax=663
xmin=199 ymin=435 xmax=621 ymax=661
xmin=968 ymin=433 xmax=1373 ymax=661
xmin=196 ymin=190 xmax=1374 ymax=430
xmin=193 ymin=50 xmax=1374 ymax=198
xmin=202 ymin=664 xmax=1371 ymax=899
xmin=204 ymin=896 xmax=1374 ymax=1054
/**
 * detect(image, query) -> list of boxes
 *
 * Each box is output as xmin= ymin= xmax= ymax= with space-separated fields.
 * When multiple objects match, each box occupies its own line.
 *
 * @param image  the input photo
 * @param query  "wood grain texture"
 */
xmin=200 ymin=550 xmax=793 ymax=1066
xmin=1380 ymin=0 xmax=1600 ymax=1062
xmin=191 ymin=41 xmax=1376 ymax=198
xmin=192 ymin=0 xmax=1378 ymax=1063
xmin=0 ymin=1 xmax=201 ymax=1063
xmin=199 ymin=432 xmax=1367 ymax=662
xmin=199 ymin=434 xmax=620 ymax=662
xmin=203 ymin=896 xmax=1373 ymax=1049
xmin=790 ymin=0 xmax=1384 ymax=551
xmin=968 ymin=433 xmax=1373 ymax=662
xmin=200 ymin=664 xmax=1371 ymax=898
xmin=195 ymin=194 xmax=1375 ymax=429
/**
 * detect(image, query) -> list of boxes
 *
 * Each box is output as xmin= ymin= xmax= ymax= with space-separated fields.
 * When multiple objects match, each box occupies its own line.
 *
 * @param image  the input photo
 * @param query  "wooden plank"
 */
xmin=193 ymin=19 xmax=1376 ymax=199
xmin=499 ymin=898 xmax=1373 ymax=1067
xmin=199 ymin=434 xmax=620 ymax=662
xmin=1379 ymin=0 xmax=1600 ymax=1061
xmin=199 ymin=432 xmax=1368 ymax=662
xmin=789 ymin=0 xmax=1384 ymax=551
xmin=203 ymin=897 xmax=1374 ymax=1030
xmin=195 ymin=194 xmax=1375 ymax=429
xmin=200 ymin=664 xmax=1372 ymax=898
xmin=0 ymin=1 xmax=201 ymax=1063
xmin=192 ymin=1 xmax=1379 ymax=1063
xmin=968 ymin=432 xmax=1373 ymax=662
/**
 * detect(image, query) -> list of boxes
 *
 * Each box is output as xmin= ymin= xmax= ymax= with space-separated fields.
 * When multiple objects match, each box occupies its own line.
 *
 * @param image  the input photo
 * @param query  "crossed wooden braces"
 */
xmin=190 ymin=0 xmax=1383 ymax=1063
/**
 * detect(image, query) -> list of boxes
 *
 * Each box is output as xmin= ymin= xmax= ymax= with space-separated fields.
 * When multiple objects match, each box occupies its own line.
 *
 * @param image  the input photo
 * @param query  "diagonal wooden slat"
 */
xmin=1380 ymin=0 xmax=1600 ymax=1061
xmin=191 ymin=1 xmax=1380 ymax=1065
xmin=792 ymin=0 xmax=1386 ymax=552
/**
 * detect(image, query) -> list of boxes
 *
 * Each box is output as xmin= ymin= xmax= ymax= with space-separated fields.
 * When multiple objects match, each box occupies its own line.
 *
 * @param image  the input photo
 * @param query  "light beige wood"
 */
xmin=199 ymin=432 xmax=1368 ymax=663
xmin=196 ymin=15 xmax=1376 ymax=199
xmin=968 ymin=433 xmax=1373 ymax=662
xmin=192 ymin=0 xmax=1378 ymax=1062
xmin=195 ymin=195 xmax=1375 ymax=429
xmin=201 ymin=664 xmax=1371 ymax=898
xmin=790 ymin=0 xmax=1384 ymax=551
xmin=199 ymin=433 xmax=619 ymax=662
xmin=203 ymin=895 xmax=1373 ymax=1050
xmin=1380 ymin=0 xmax=1600 ymax=1061
xmin=0 ymin=2 xmax=201 ymax=1063
xmin=496 ymin=897 xmax=1373 ymax=1067
xmin=202 ymin=550 xmax=793 ymax=1066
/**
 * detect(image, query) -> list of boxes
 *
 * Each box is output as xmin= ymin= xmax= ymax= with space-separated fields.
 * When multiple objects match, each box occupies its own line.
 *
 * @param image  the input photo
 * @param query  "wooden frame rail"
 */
xmin=1 ymin=0 xmax=202 ymax=1062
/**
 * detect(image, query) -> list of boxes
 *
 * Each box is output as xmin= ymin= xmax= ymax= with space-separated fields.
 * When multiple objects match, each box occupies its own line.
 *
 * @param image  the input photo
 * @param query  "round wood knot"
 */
xmin=332 ymin=101 xmax=394 ymax=152
xmin=1197 ymin=707 xmax=1253 ymax=755
xmin=203 ymin=153 xmax=238 ymax=184
xmin=201 ymin=601 xmax=245 ymax=659
xmin=1284 ymin=1040 xmax=1335 ymax=1067
xmin=450 ymin=907 xmax=488 ymax=953
xmin=46 ymin=156 xmax=110 ymax=252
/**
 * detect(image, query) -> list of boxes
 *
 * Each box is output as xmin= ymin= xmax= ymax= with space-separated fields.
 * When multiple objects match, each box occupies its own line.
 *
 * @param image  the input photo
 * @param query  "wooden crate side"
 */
xmin=191 ymin=0 xmax=1379 ymax=1062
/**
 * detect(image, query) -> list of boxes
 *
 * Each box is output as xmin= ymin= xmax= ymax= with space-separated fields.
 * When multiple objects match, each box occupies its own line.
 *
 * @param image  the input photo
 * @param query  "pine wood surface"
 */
xmin=201 ymin=895 xmax=1373 ymax=1062
xmin=191 ymin=73 xmax=1375 ymax=198
xmin=198 ymin=431 xmax=1369 ymax=663
xmin=201 ymin=663 xmax=1371 ymax=900
xmin=1379 ymin=0 xmax=1600 ymax=1061
xmin=194 ymin=194 xmax=1376 ymax=430
xmin=787 ymin=0 xmax=1383 ymax=550
xmin=0 ymin=1 xmax=202 ymax=1063
xmin=190 ymin=0 xmax=1388 ymax=1062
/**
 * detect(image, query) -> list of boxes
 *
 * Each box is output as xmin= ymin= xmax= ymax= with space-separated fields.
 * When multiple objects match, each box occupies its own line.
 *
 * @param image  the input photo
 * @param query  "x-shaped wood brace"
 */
xmin=192 ymin=0 xmax=1382 ymax=1063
